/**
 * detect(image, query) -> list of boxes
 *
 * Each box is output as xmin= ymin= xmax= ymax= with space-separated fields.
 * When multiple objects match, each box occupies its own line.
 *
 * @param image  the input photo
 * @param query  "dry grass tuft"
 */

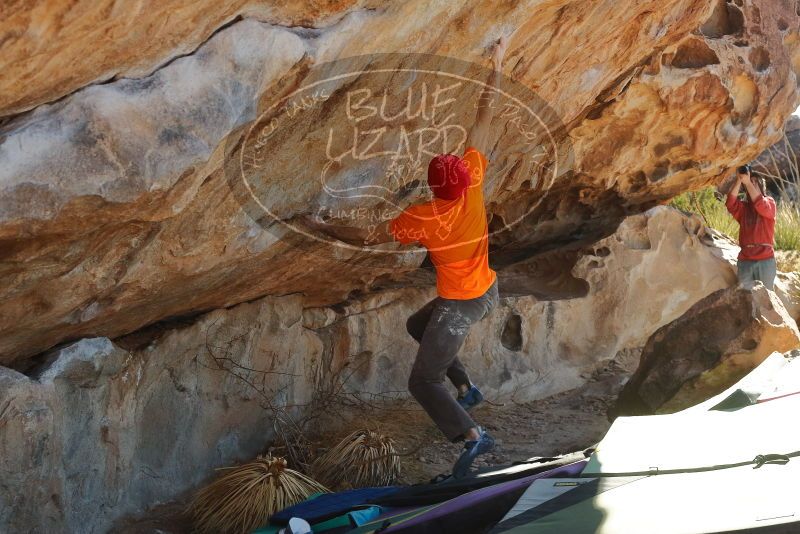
xmin=189 ymin=455 xmax=328 ymax=534
xmin=312 ymin=429 xmax=401 ymax=489
xmin=777 ymin=250 xmax=800 ymax=273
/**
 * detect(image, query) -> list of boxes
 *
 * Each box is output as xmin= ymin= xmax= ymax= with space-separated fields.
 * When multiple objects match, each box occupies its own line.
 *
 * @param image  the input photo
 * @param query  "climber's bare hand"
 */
xmin=492 ymin=35 xmax=509 ymax=68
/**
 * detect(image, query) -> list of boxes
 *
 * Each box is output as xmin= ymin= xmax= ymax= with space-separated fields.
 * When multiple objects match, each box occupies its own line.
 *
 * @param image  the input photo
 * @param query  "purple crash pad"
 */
xmin=380 ymin=460 xmax=588 ymax=533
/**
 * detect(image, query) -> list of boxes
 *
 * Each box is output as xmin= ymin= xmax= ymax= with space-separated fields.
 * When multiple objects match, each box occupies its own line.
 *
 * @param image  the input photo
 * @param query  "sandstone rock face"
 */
xmin=0 ymin=0 xmax=375 ymax=118
xmin=3 ymin=0 xmax=800 ymax=529
xmin=611 ymin=282 xmax=800 ymax=417
xmin=0 ymin=207 xmax=759 ymax=532
xmin=0 ymin=298 xmax=322 ymax=534
xmin=776 ymin=269 xmax=800 ymax=318
xmin=2 ymin=0 xmax=800 ymax=367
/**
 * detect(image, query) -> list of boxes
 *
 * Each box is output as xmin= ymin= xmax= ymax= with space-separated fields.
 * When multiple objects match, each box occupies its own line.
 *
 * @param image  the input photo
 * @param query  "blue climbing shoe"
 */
xmin=452 ymin=428 xmax=495 ymax=479
xmin=457 ymin=385 xmax=484 ymax=411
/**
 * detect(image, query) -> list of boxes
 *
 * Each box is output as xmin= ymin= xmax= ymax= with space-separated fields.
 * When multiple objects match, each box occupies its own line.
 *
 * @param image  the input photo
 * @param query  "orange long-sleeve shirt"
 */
xmin=390 ymin=148 xmax=496 ymax=300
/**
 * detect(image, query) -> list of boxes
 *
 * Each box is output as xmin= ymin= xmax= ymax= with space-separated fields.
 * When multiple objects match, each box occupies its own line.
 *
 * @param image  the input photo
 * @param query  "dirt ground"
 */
xmin=115 ymin=357 xmax=632 ymax=533
xmin=321 ymin=362 xmax=627 ymax=486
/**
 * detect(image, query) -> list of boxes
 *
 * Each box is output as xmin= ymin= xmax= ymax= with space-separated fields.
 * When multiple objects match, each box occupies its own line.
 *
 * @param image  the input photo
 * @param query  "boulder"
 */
xmin=3 ymin=0 xmax=800 ymax=528
xmin=0 ymin=298 xmax=322 ymax=534
xmin=776 ymin=269 xmax=800 ymax=319
xmin=0 ymin=0 xmax=372 ymax=118
xmin=610 ymin=282 xmax=800 ymax=417
xmin=0 ymin=206 xmax=764 ymax=532
xmin=2 ymin=0 xmax=800 ymax=368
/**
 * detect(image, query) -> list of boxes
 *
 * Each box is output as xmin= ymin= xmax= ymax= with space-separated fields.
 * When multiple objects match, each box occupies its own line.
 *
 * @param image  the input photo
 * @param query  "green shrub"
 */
xmin=775 ymin=203 xmax=800 ymax=251
xmin=670 ymin=188 xmax=800 ymax=252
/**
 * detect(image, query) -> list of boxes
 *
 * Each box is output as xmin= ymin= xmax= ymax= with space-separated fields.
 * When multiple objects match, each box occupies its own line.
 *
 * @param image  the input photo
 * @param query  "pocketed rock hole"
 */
xmin=594 ymin=246 xmax=611 ymax=257
xmin=653 ymin=135 xmax=685 ymax=158
xmin=648 ymin=164 xmax=670 ymax=182
xmin=671 ymin=39 xmax=720 ymax=69
xmin=749 ymin=46 xmax=771 ymax=72
xmin=488 ymin=212 xmax=508 ymax=234
xmin=501 ymin=313 xmax=523 ymax=352
xmin=701 ymin=0 xmax=745 ymax=38
xmin=670 ymin=160 xmax=694 ymax=173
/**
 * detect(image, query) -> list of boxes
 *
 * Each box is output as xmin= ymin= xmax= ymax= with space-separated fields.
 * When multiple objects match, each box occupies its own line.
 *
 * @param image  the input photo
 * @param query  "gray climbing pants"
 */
xmin=737 ymin=257 xmax=777 ymax=291
xmin=406 ymin=280 xmax=499 ymax=441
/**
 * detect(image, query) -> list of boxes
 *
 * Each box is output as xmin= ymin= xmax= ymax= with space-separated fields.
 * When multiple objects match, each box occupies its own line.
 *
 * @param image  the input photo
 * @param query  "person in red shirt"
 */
xmin=725 ymin=164 xmax=777 ymax=290
xmin=306 ymin=37 xmax=508 ymax=478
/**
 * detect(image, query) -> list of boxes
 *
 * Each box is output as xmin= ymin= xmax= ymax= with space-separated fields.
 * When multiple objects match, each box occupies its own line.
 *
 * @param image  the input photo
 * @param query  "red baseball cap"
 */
xmin=427 ymin=154 xmax=471 ymax=200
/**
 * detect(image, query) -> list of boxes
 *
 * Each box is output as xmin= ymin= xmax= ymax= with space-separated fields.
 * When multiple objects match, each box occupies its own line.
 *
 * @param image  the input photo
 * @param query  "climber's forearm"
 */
xmin=467 ymin=37 xmax=507 ymax=152
xmin=476 ymin=64 xmax=503 ymax=129
xmin=468 ymin=73 xmax=500 ymax=149
xmin=742 ymin=177 xmax=761 ymax=201
xmin=727 ymin=176 xmax=742 ymax=202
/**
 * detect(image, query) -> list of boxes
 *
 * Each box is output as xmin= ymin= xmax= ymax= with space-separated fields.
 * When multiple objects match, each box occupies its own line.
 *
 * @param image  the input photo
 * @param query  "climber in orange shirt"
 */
xmin=307 ymin=37 xmax=507 ymax=478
